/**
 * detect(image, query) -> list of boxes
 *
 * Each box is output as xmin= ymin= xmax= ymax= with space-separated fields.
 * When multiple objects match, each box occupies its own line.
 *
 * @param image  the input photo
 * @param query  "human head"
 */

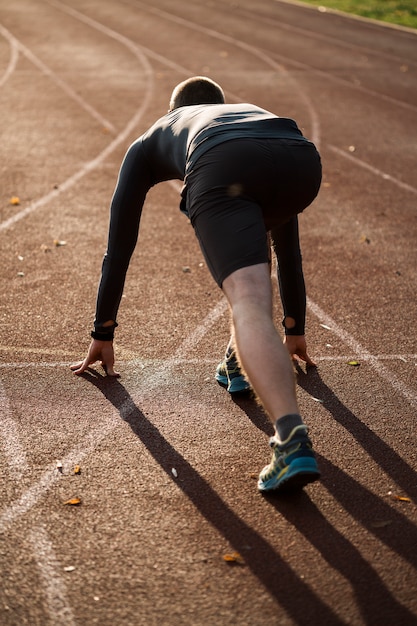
xmin=169 ymin=76 xmax=225 ymax=111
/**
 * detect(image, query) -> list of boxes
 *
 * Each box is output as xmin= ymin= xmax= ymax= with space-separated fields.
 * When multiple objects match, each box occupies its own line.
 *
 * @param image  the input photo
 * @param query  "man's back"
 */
xmin=138 ymin=103 xmax=307 ymax=184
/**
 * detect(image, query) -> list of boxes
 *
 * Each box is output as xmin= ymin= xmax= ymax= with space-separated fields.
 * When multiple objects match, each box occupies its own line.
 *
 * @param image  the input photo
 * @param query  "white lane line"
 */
xmin=0 ymin=292 xmax=228 ymax=533
xmin=0 ymin=23 xmax=116 ymax=133
xmin=0 ymin=416 xmax=119 ymax=533
xmin=0 ymin=9 xmax=155 ymax=234
xmin=28 ymin=525 xmax=76 ymax=626
xmin=237 ymin=0 xmax=417 ymax=67
xmin=173 ymin=299 xmax=228 ymax=358
xmin=328 ymin=144 xmax=417 ymax=195
xmin=136 ymin=298 xmax=228 ymax=390
xmin=0 ymin=380 xmax=78 ymax=624
xmin=0 ymin=380 xmax=29 ymax=481
xmin=308 ymin=297 xmax=417 ymax=408
xmin=0 ymin=354 xmax=416 ymax=369
xmin=0 ymin=28 xmax=19 ymax=87
xmin=0 ymin=7 xmax=156 ymax=623
xmin=265 ymin=43 xmax=417 ymax=114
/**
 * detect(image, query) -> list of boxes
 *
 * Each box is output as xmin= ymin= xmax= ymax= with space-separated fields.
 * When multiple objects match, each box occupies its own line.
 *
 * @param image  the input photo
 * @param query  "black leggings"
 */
xmin=185 ymin=137 xmax=322 ymax=286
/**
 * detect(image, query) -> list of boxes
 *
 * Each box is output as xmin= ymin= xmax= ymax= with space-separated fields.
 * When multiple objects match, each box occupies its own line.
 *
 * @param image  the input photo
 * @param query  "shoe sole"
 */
xmin=215 ymin=372 xmax=228 ymax=387
xmin=258 ymin=458 xmax=320 ymax=493
xmin=215 ymin=373 xmax=251 ymax=395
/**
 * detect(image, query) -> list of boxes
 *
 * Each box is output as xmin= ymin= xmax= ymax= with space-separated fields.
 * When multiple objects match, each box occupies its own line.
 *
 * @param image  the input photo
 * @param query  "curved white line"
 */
xmin=0 ymin=379 xmax=29 ymax=481
xmin=0 ymin=6 xmax=155 ymax=234
xmin=307 ymin=297 xmax=417 ymax=408
xmin=231 ymin=0 xmax=417 ymax=66
xmin=0 ymin=23 xmax=116 ymax=133
xmin=267 ymin=46 xmax=417 ymax=114
xmin=29 ymin=525 xmax=76 ymax=626
xmin=0 ymin=29 xmax=19 ymax=88
xmin=0 ymin=7 xmax=155 ymax=619
xmin=328 ymin=144 xmax=417 ymax=195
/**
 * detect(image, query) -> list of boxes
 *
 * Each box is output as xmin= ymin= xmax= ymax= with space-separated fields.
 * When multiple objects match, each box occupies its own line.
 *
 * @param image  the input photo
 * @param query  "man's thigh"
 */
xmin=191 ymin=193 xmax=270 ymax=287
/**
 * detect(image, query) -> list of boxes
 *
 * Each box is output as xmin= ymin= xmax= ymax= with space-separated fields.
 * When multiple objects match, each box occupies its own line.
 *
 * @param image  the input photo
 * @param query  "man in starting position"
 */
xmin=71 ymin=76 xmax=322 ymax=493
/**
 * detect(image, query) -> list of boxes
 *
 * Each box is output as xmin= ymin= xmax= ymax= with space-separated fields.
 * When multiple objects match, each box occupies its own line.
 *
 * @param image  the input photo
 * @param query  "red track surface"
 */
xmin=0 ymin=1 xmax=416 ymax=624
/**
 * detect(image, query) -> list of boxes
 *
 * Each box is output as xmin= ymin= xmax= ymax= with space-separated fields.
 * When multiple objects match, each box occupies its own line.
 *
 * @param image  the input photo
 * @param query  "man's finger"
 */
xmin=70 ymin=360 xmax=89 ymax=375
xmin=70 ymin=361 xmax=84 ymax=371
xmin=101 ymin=362 xmax=120 ymax=377
xmin=301 ymin=353 xmax=317 ymax=367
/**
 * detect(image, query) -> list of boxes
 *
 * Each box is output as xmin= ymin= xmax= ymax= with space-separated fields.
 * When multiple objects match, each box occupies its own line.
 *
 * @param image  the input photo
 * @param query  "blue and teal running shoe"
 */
xmin=258 ymin=425 xmax=320 ymax=493
xmin=215 ymin=351 xmax=251 ymax=394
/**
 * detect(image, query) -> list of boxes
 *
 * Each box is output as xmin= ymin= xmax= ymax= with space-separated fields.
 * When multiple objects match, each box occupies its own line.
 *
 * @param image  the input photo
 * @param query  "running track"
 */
xmin=0 ymin=1 xmax=416 ymax=624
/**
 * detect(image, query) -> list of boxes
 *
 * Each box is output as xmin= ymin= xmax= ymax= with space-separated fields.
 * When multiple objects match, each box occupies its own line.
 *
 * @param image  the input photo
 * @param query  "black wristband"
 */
xmin=91 ymin=322 xmax=118 ymax=341
xmin=282 ymin=317 xmax=305 ymax=336
xmin=91 ymin=330 xmax=114 ymax=341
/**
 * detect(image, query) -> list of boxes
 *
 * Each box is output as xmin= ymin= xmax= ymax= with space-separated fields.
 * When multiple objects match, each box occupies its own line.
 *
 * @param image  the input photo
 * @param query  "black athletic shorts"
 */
xmin=184 ymin=137 xmax=322 ymax=287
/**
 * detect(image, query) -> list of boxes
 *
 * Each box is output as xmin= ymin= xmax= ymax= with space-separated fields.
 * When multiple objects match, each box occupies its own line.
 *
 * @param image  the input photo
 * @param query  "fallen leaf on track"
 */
xmin=223 ymin=552 xmax=244 ymax=565
xmin=64 ymin=497 xmax=81 ymax=506
xmin=394 ymin=495 xmax=411 ymax=503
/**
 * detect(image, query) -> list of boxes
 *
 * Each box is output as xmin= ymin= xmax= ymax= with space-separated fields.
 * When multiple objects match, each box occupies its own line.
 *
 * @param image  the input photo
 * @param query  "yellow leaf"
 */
xmin=73 ymin=465 xmax=81 ymax=475
xmin=347 ymin=360 xmax=360 ymax=366
xmin=394 ymin=495 xmax=411 ymax=503
xmin=223 ymin=552 xmax=244 ymax=564
xmin=64 ymin=497 xmax=81 ymax=506
xmin=10 ymin=196 xmax=20 ymax=205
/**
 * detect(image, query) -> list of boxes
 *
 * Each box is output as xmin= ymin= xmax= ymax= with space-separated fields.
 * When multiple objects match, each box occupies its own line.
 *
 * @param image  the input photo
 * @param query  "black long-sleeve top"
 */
xmin=95 ymin=103 xmax=311 ymax=334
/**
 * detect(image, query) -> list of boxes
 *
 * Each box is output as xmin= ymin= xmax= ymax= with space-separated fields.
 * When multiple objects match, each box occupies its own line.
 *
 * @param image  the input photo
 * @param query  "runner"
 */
xmin=71 ymin=76 xmax=322 ymax=493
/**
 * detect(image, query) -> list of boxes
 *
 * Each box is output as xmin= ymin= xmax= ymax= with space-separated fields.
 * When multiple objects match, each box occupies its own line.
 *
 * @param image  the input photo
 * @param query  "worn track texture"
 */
xmin=0 ymin=1 xmax=416 ymax=624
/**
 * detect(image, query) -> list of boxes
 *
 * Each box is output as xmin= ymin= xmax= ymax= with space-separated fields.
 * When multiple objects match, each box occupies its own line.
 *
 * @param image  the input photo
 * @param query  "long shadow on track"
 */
xmin=78 ymin=370 xmax=343 ymax=626
xmin=296 ymin=366 xmax=417 ymax=504
xmin=236 ymin=365 xmax=417 ymax=623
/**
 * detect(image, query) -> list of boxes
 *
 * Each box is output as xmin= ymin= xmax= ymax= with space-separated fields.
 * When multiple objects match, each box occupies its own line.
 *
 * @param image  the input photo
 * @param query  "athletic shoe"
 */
xmin=215 ymin=352 xmax=251 ymax=394
xmin=258 ymin=425 xmax=320 ymax=493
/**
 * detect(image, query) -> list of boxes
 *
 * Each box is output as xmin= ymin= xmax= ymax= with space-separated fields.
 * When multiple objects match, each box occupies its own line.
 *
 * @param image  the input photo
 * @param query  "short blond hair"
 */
xmin=169 ymin=76 xmax=225 ymax=111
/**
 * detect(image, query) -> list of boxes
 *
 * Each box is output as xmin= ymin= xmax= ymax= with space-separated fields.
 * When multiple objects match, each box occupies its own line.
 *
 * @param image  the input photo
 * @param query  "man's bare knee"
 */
xmin=222 ymin=263 xmax=272 ymax=305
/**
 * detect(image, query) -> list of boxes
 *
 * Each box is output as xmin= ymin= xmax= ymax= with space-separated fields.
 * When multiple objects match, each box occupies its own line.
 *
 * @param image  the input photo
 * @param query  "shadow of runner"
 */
xmin=317 ymin=454 xmax=417 ymax=570
xmin=225 ymin=365 xmax=417 ymax=621
xmin=80 ymin=370 xmax=344 ymax=626
xmin=295 ymin=365 xmax=417 ymax=503
xmin=265 ymin=489 xmax=416 ymax=625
